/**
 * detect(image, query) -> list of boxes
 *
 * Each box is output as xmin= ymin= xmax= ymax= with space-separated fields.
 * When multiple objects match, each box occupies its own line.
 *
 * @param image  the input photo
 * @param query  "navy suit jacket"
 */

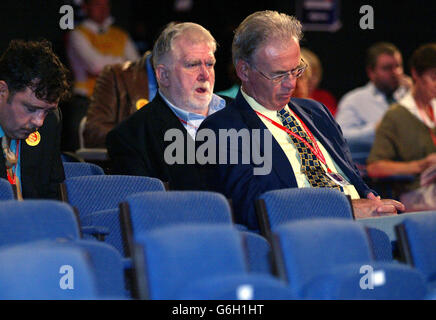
xmin=197 ymin=90 xmax=374 ymax=230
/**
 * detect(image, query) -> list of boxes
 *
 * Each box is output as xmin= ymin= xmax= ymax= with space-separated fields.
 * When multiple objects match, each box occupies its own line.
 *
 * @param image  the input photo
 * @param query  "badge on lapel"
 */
xmin=25 ymin=131 xmax=41 ymax=146
xmin=136 ymin=98 xmax=149 ymax=110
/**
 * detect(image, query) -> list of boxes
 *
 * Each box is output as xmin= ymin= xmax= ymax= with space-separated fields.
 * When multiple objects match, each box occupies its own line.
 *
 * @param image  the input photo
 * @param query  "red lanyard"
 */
xmin=178 ymin=117 xmax=199 ymax=130
xmin=6 ymin=140 xmax=20 ymax=185
xmin=255 ymin=109 xmax=333 ymax=173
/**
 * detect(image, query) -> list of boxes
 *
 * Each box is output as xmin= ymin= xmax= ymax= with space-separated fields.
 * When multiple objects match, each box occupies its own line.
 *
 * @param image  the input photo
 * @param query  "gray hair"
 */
xmin=152 ymin=22 xmax=217 ymax=68
xmin=232 ymin=10 xmax=303 ymax=66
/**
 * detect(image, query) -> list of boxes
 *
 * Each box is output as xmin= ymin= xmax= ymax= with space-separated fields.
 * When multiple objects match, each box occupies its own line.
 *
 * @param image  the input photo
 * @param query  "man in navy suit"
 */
xmin=197 ymin=11 xmax=404 ymax=230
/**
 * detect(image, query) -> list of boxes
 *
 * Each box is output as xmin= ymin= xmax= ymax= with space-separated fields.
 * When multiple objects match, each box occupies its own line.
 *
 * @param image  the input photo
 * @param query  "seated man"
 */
xmin=83 ymin=50 xmax=157 ymax=148
xmin=106 ymin=22 xmax=227 ymax=190
xmin=0 ymin=40 xmax=70 ymax=200
xmin=63 ymin=0 xmax=140 ymax=151
xmin=197 ymin=11 xmax=404 ymax=230
xmin=367 ymin=43 xmax=436 ymax=211
xmin=335 ymin=42 xmax=411 ymax=157
xmin=67 ymin=0 xmax=140 ymax=98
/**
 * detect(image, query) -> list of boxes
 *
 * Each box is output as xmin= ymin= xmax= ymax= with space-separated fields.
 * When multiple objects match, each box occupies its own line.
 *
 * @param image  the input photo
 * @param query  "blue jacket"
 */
xmin=197 ymin=90 xmax=374 ymax=230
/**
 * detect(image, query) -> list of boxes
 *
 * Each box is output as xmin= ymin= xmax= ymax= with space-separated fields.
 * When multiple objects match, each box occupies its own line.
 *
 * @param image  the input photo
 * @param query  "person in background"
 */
xmin=335 ymin=42 xmax=412 ymax=157
xmin=63 ymin=0 xmax=140 ymax=151
xmin=300 ymin=48 xmax=338 ymax=115
xmin=83 ymin=50 xmax=157 ymax=148
xmin=292 ymin=50 xmax=311 ymax=99
xmin=367 ymin=43 xmax=436 ymax=211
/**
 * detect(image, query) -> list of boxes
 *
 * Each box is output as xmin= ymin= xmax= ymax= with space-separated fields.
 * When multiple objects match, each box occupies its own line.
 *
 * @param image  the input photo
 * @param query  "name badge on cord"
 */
xmin=325 ymin=171 xmax=351 ymax=187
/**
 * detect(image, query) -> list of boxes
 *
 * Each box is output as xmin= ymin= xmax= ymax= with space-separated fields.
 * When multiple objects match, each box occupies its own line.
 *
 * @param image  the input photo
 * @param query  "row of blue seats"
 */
xmin=53 ymin=162 xmax=429 ymax=264
xmin=1 ymin=161 xmax=436 ymax=299
xmin=0 ymin=197 xmax=435 ymax=299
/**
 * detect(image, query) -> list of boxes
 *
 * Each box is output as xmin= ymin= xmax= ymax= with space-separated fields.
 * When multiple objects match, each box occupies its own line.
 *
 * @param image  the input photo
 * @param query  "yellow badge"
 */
xmin=26 ymin=131 xmax=41 ymax=146
xmin=136 ymin=98 xmax=149 ymax=110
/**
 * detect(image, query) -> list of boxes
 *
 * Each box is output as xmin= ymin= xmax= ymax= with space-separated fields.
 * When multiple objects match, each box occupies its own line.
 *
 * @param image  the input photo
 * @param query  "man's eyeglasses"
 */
xmin=251 ymin=58 xmax=308 ymax=84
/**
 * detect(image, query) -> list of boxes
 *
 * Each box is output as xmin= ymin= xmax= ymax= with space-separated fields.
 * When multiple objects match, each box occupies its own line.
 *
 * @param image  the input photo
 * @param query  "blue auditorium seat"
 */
xmin=177 ymin=274 xmax=294 ymax=300
xmin=133 ymin=224 xmax=294 ymax=300
xmin=365 ymin=226 xmax=393 ymax=261
xmin=120 ymin=191 xmax=271 ymax=275
xmin=63 ymin=162 xmax=105 ymax=178
xmin=256 ymin=188 xmax=353 ymax=239
xmin=240 ymin=231 xmax=272 ymax=274
xmin=81 ymin=208 xmax=133 ymax=269
xmin=0 ymin=200 xmax=80 ymax=247
xmin=273 ymin=219 xmax=427 ymax=299
xmin=358 ymin=212 xmax=425 ymax=246
xmin=0 ymin=239 xmax=128 ymax=299
xmin=358 ymin=211 xmax=428 ymax=261
xmin=55 ymin=239 xmax=127 ymax=298
xmin=0 ymin=200 xmax=128 ymax=299
xmin=61 ymin=175 xmax=165 ymax=222
xmin=82 ymin=208 xmax=125 ymax=255
xmin=0 ymin=242 xmax=98 ymax=300
xmin=257 ymin=188 xmax=396 ymax=262
xmin=119 ymin=191 xmax=233 ymax=257
xmin=395 ymin=211 xmax=436 ymax=286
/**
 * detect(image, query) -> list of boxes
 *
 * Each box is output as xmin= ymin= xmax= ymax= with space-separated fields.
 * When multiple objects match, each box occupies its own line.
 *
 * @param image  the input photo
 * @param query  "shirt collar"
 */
xmin=241 ymin=87 xmax=288 ymax=118
xmin=82 ymin=16 xmax=114 ymax=33
xmin=159 ymin=90 xmax=226 ymax=122
xmin=399 ymin=91 xmax=436 ymax=128
xmin=398 ymin=91 xmax=417 ymax=110
xmin=208 ymin=93 xmax=226 ymax=115
xmin=367 ymin=81 xmax=409 ymax=102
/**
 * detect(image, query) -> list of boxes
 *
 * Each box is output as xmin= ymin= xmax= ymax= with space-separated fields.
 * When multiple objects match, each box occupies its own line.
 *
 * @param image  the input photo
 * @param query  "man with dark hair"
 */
xmin=0 ymin=39 xmax=70 ymax=199
xmin=336 ymin=42 xmax=412 ymax=157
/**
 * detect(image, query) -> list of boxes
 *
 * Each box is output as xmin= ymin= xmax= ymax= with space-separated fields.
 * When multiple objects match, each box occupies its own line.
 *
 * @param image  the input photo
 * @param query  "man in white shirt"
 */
xmin=367 ymin=43 xmax=436 ymax=209
xmin=336 ymin=42 xmax=411 ymax=159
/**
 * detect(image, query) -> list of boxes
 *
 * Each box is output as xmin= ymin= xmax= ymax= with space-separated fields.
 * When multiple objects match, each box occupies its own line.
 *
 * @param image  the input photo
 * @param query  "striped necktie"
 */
xmin=277 ymin=108 xmax=343 ymax=192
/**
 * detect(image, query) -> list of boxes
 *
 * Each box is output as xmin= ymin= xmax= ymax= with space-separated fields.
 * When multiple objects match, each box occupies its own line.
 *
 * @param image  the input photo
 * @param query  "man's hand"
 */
xmin=352 ymin=192 xmax=405 ymax=219
xmin=399 ymin=74 xmax=413 ymax=90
